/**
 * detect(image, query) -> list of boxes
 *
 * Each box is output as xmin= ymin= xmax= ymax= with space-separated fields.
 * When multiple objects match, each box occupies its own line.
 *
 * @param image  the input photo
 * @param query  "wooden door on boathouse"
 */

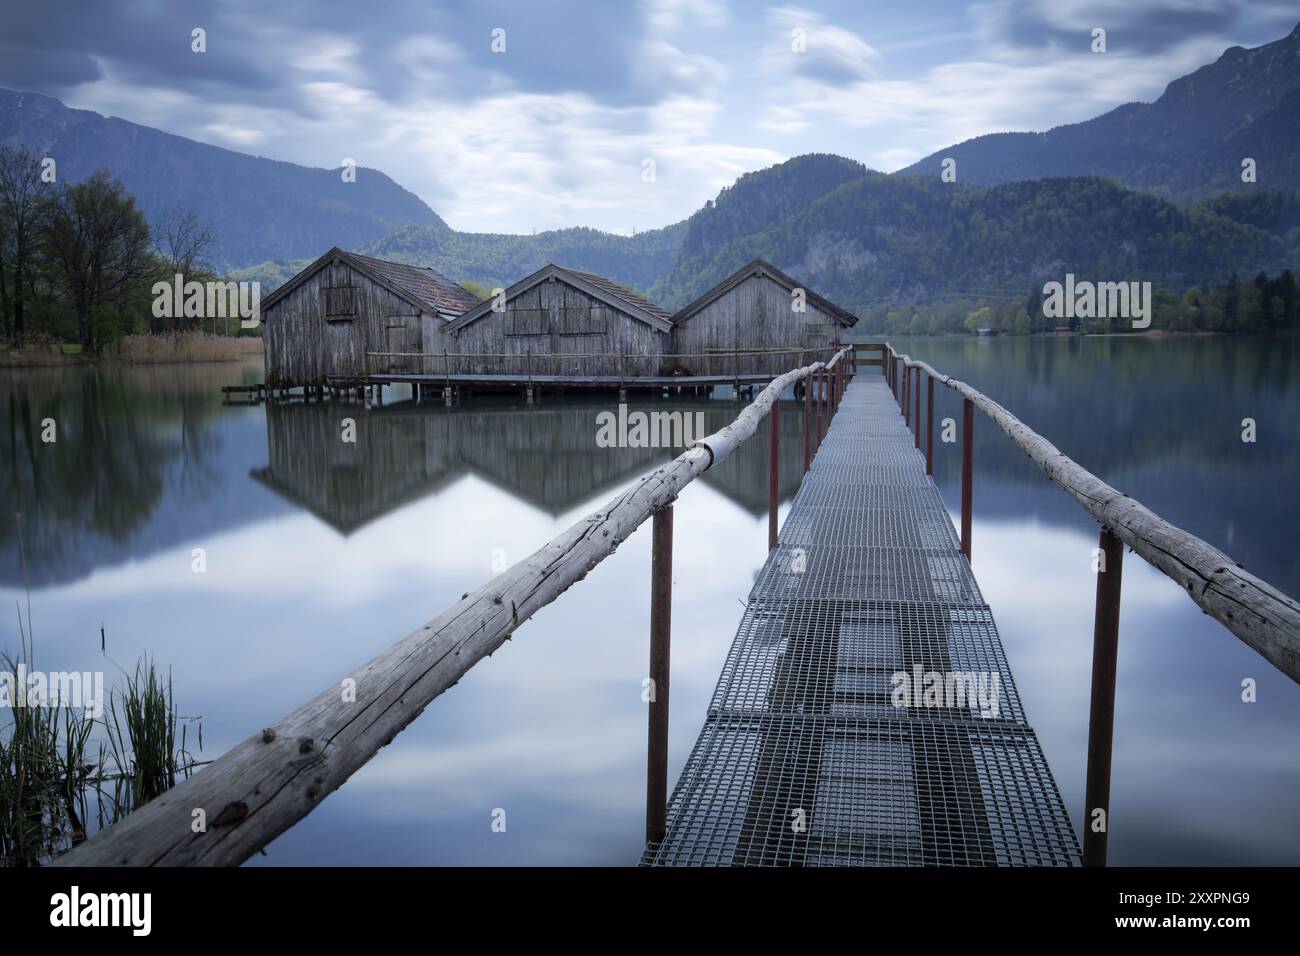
xmin=382 ymin=313 xmax=421 ymax=373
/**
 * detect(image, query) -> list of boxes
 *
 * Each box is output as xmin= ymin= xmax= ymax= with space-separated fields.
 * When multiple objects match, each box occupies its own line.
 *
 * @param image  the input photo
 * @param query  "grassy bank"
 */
xmin=0 ymin=332 xmax=263 ymax=369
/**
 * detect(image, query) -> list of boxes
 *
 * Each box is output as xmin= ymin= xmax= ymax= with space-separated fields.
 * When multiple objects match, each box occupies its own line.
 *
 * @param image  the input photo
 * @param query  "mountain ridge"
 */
xmin=0 ymin=88 xmax=448 ymax=269
xmin=5 ymin=23 xmax=1300 ymax=315
xmin=897 ymin=22 xmax=1300 ymax=197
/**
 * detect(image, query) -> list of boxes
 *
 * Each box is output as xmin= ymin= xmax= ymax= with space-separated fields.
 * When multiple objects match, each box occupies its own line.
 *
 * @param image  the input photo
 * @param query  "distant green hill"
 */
xmin=361 ymin=221 xmax=686 ymax=295
xmin=650 ymin=170 xmax=1295 ymax=316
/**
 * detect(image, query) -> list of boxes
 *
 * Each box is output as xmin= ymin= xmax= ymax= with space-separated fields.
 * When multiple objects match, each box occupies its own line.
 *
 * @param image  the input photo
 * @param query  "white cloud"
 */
xmin=765 ymin=6 xmax=881 ymax=82
xmin=758 ymin=26 xmax=1242 ymax=168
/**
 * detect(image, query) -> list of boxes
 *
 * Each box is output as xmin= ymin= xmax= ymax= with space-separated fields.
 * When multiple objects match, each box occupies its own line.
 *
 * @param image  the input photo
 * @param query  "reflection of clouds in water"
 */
xmin=1 ymin=464 xmax=768 ymax=864
xmin=969 ymin=516 xmax=1300 ymax=865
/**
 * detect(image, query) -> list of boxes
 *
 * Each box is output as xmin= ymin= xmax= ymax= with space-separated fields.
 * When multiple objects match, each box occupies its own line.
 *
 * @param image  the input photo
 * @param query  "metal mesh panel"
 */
xmin=643 ymin=376 xmax=1079 ymax=867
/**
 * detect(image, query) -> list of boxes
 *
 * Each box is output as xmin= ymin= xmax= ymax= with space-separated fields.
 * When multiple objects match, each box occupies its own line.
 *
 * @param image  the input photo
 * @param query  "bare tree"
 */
xmin=0 ymin=146 xmax=52 ymax=340
xmin=43 ymin=171 xmax=151 ymax=351
xmin=0 ymin=217 xmax=11 ymax=339
xmin=156 ymin=204 xmax=216 ymax=332
xmin=162 ymin=205 xmax=213 ymax=271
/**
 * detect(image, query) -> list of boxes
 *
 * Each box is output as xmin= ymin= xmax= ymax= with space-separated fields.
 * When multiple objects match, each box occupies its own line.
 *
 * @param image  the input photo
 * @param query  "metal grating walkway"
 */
xmin=642 ymin=375 xmax=1080 ymax=866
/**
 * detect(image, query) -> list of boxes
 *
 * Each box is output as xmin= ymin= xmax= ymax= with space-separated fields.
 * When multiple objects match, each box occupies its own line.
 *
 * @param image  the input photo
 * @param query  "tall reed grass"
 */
xmin=1 ymin=517 xmax=201 ymax=866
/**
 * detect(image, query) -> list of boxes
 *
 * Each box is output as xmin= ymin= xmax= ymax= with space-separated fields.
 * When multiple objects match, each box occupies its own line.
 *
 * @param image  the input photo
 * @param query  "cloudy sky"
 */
xmin=2 ymin=0 xmax=1297 ymax=234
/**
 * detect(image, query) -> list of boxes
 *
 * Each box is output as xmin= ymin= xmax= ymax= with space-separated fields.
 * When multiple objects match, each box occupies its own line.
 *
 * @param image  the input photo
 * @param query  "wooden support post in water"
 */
xmin=646 ymin=504 xmax=674 ymax=845
xmin=1084 ymin=526 xmax=1124 ymax=868
xmin=768 ymin=401 xmax=780 ymax=551
xmin=926 ymin=373 xmax=935 ymax=476
xmin=961 ymin=397 xmax=973 ymax=559
xmin=803 ymin=377 xmax=811 ymax=473
xmin=913 ymin=367 xmax=921 ymax=450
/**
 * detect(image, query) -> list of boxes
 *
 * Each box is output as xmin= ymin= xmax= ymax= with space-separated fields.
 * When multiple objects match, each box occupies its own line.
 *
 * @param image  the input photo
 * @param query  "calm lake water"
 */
xmin=2 ymin=334 xmax=1297 ymax=866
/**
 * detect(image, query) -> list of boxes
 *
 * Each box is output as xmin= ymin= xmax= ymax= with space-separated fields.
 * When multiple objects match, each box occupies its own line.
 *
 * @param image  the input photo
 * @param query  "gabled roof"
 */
xmin=261 ymin=247 xmax=480 ymax=318
xmin=443 ymin=263 xmax=674 ymax=334
xmin=672 ymin=258 xmax=858 ymax=327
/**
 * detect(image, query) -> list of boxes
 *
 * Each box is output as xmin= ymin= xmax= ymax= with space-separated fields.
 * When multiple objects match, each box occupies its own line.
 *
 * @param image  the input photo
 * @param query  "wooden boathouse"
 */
xmin=668 ymin=258 xmax=857 ymax=377
xmin=254 ymin=252 xmax=858 ymax=396
xmin=441 ymin=262 xmax=675 ymax=377
xmin=260 ymin=247 xmax=481 ymax=387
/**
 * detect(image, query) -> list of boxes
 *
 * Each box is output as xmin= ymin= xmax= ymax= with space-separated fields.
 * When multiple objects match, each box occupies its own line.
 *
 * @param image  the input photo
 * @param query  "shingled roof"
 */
xmin=444 ymin=263 xmax=674 ymax=334
xmin=346 ymin=252 xmax=481 ymax=316
xmin=673 ymin=258 xmax=858 ymax=327
xmin=261 ymin=247 xmax=480 ymax=319
xmin=560 ymin=267 xmax=675 ymax=324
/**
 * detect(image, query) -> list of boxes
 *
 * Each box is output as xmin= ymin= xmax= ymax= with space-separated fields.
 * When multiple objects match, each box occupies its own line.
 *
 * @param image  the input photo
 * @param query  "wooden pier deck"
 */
xmin=643 ymin=374 xmax=1080 ymax=866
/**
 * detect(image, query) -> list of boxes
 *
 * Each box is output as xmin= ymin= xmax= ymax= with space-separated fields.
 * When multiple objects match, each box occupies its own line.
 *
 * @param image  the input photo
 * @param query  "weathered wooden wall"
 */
xmin=447 ymin=277 xmax=667 ymax=377
xmin=669 ymin=273 xmax=843 ymax=376
xmin=263 ymin=259 xmax=429 ymax=385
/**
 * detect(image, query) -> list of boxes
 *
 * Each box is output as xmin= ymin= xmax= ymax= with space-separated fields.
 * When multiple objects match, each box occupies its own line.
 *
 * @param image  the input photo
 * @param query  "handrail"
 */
xmin=56 ymin=347 xmax=851 ymax=866
xmin=363 ymin=346 xmax=837 ymax=360
xmin=885 ymin=343 xmax=1300 ymax=683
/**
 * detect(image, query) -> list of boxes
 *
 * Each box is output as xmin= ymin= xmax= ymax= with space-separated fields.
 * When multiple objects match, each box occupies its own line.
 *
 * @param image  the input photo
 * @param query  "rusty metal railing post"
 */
xmin=1084 ymin=526 xmax=1124 ymax=867
xmin=802 ymin=377 xmax=811 ymax=473
xmin=822 ymin=367 xmax=830 ymax=435
xmin=913 ymin=367 xmax=920 ymax=449
xmin=821 ymin=367 xmax=829 ymax=435
xmin=768 ymin=401 xmax=780 ymax=551
xmin=926 ymin=373 xmax=935 ymax=476
xmin=902 ymin=360 xmax=909 ymax=426
xmin=960 ymin=397 xmax=973 ymax=559
xmin=813 ymin=369 xmax=822 ymax=448
xmin=646 ymin=504 xmax=674 ymax=845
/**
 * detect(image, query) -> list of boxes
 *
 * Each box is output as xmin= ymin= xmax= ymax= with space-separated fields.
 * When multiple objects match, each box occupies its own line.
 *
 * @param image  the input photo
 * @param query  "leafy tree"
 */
xmin=0 ymin=146 xmax=54 ymax=339
xmin=42 ymin=171 xmax=151 ymax=351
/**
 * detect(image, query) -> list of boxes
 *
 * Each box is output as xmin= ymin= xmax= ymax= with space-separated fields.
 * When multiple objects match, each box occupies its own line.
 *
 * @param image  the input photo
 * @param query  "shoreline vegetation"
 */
xmin=1 ymin=517 xmax=202 ymax=867
xmin=2 ymin=326 xmax=1284 ymax=373
xmin=0 ymin=331 xmax=262 ymax=368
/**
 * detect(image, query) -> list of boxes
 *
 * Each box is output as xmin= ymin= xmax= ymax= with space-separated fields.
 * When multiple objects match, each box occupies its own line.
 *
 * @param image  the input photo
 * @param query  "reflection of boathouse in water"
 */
xmin=251 ymin=398 xmax=810 ymax=533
